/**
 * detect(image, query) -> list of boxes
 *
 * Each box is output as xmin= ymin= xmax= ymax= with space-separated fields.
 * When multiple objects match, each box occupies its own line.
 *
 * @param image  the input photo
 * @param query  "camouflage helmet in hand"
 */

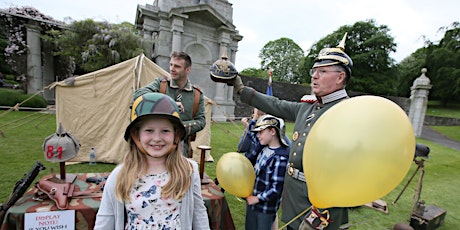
xmin=125 ymin=93 xmax=185 ymax=141
xmin=313 ymin=33 xmax=353 ymax=79
xmin=210 ymin=50 xmax=238 ymax=84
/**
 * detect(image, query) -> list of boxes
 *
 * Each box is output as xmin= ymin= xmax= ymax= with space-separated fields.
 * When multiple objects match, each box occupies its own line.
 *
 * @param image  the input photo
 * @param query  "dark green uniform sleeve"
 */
xmin=240 ymin=86 xmax=300 ymax=122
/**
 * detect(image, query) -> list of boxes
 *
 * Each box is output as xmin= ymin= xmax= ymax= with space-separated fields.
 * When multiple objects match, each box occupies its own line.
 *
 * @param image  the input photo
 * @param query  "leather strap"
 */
xmin=159 ymin=76 xmax=200 ymax=118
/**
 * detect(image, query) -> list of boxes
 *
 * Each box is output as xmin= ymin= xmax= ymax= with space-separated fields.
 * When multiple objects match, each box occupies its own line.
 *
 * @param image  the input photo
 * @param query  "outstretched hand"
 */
xmin=231 ymin=75 xmax=244 ymax=94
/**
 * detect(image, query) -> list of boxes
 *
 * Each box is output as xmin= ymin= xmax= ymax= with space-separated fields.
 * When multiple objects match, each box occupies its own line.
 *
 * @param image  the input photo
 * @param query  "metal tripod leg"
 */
xmin=392 ymin=160 xmax=424 ymax=205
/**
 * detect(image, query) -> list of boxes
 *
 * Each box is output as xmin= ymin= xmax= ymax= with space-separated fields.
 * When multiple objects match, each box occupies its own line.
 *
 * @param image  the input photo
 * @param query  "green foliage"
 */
xmin=259 ymin=37 xmax=304 ymax=83
xmin=0 ymin=31 xmax=13 ymax=75
xmin=0 ymin=88 xmax=47 ymax=108
xmin=425 ymin=22 xmax=460 ymax=106
xmin=301 ymin=19 xmax=398 ymax=95
xmin=45 ymin=19 xmax=144 ymax=74
xmin=239 ymin=67 xmax=269 ymax=79
xmin=393 ymin=49 xmax=427 ymax=97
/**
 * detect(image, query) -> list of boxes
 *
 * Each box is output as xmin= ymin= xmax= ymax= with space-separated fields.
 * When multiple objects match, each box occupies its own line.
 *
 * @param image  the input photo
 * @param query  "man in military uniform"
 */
xmin=134 ymin=51 xmax=206 ymax=157
xmin=214 ymin=34 xmax=352 ymax=229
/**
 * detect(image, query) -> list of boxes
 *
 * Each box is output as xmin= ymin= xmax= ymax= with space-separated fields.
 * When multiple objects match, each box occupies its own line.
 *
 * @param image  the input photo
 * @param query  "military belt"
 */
xmin=287 ymin=163 xmax=306 ymax=182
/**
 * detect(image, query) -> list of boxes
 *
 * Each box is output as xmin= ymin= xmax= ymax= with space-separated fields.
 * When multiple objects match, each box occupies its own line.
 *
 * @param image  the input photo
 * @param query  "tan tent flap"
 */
xmin=191 ymin=97 xmax=214 ymax=162
xmin=55 ymin=54 xmax=212 ymax=164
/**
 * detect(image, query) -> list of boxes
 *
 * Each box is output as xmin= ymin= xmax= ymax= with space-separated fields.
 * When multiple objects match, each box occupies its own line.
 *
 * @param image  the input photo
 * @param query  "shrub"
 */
xmin=0 ymin=88 xmax=47 ymax=108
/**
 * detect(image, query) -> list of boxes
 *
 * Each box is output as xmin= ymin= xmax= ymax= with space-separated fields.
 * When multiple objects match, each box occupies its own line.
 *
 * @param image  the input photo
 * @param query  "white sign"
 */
xmin=24 ymin=210 xmax=75 ymax=230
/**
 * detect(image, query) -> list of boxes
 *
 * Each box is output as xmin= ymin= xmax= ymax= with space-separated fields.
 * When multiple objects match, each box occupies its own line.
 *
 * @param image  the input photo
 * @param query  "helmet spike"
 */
xmin=337 ymin=32 xmax=348 ymax=51
xmin=221 ymin=49 xmax=228 ymax=60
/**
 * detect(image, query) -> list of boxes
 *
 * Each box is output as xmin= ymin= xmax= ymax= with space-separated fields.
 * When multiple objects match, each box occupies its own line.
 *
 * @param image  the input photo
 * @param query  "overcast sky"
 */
xmin=2 ymin=0 xmax=459 ymax=70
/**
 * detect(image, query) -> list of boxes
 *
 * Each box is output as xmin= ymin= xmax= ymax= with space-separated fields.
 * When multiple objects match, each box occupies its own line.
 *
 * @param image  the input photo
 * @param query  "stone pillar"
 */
xmin=142 ymin=30 xmax=154 ymax=59
xmin=212 ymin=82 xmax=229 ymax=121
xmin=171 ymin=17 xmax=184 ymax=52
xmin=211 ymin=44 xmax=234 ymax=121
xmin=25 ymin=23 xmax=42 ymax=95
xmin=42 ymin=49 xmax=55 ymax=104
xmin=408 ymin=68 xmax=432 ymax=137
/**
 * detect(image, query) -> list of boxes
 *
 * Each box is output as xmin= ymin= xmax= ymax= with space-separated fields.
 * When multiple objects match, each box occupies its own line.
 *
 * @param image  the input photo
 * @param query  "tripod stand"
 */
xmin=393 ymin=143 xmax=431 ymax=221
xmin=392 ymin=144 xmax=446 ymax=229
xmin=392 ymin=157 xmax=426 ymax=216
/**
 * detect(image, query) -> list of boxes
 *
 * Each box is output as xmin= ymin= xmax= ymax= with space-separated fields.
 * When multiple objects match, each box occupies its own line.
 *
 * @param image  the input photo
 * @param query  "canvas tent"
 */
xmin=50 ymin=54 xmax=213 ymax=164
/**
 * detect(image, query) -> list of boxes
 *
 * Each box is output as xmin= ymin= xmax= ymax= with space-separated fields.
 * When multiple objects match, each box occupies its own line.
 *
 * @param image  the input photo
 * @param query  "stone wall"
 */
xmin=425 ymin=115 xmax=460 ymax=126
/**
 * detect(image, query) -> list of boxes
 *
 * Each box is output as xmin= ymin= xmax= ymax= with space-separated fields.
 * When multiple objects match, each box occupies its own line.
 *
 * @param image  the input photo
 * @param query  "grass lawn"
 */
xmin=1 ymin=110 xmax=459 ymax=229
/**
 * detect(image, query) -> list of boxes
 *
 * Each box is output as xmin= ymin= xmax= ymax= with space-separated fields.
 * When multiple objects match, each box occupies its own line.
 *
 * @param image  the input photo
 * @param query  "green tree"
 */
xmin=44 ymin=19 xmax=144 ymax=74
xmin=425 ymin=22 xmax=460 ymax=106
xmin=301 ymin=19 xmax=398 ymax=95
xmin=394 ymin=48 xmax=427 ymax=97
xmin=259 ymin=37 xmax=304 ymax=83
xmin=239 ymin=67 xmax=269 ymax=79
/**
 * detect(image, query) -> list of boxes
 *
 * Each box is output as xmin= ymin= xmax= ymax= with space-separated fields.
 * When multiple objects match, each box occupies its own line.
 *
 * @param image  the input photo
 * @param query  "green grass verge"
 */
xmin=426 ymin=101 xmax=460 ymax=119
xmin=0 ymin=111 xmax=459 ymax=229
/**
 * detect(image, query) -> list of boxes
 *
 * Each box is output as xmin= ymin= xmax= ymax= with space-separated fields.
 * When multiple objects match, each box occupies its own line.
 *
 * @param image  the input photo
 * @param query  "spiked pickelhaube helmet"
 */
xmin=125 ymin=93 xmax=185 ymax=141
xmin=251 ymin=114 xmax=288 ymax=147
xmin=210 ymin=50 xmax=238 ymax=84
xmin=313 ymin=33 xmax=353 ymax=79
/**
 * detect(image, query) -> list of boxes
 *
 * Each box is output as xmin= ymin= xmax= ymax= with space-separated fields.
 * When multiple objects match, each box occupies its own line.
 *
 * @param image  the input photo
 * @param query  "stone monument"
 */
xmin=135 ymin=0 xmax=243 ymax=121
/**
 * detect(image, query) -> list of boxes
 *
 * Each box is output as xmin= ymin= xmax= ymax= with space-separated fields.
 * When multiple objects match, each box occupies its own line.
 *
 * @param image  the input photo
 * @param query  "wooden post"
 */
xmin=197 ymin=145 xmax=211 ymax=182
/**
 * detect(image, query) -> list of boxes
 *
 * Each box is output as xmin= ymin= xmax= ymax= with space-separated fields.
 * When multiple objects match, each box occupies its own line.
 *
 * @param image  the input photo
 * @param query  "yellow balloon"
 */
xmin=303 ymin=96 xmax=415 ymax=208
xmin=216 ymin=152 xmax=255 ymax=197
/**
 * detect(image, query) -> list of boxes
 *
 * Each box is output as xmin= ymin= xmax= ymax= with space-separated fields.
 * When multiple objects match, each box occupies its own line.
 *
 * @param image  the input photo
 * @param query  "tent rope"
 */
xmin=0 ymin=89 xmax=44 ymax=118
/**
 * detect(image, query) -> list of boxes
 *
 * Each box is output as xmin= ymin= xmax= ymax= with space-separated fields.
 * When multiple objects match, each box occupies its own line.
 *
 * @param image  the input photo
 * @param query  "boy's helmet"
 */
xmin=124 ymin=93 xmax=185 ymax=141
xmin=251 ymin=114 xmax=288 ymax=147
xmin=313 ymin=33 xmax=353 ymax=78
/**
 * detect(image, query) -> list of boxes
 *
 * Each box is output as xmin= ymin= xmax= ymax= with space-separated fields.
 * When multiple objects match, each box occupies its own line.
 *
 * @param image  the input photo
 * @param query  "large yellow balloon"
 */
xmin=216 ymin=152 xmax=255 ymax=197
xmin=303 ymin=96 xmax=415 ymax=208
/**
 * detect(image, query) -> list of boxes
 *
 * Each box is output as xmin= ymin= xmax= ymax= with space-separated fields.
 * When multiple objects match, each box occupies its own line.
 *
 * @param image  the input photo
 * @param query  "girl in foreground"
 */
xmin=95 ymin=93 xmax=210 ymax=230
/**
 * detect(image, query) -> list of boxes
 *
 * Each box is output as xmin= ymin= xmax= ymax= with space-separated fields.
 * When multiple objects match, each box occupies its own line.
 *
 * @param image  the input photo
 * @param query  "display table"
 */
xmin=201 ymin=174 xmax=235 ymax=230
xmin=2 ymin=172 xmax=234 ymax=230
xmin=1 ymin=172 xmax=108 ymax=230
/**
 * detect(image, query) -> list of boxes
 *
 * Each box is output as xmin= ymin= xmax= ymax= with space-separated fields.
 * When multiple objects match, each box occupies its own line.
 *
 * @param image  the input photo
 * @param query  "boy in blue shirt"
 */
xmin=244 ymin=114 xmax=290 ymax=230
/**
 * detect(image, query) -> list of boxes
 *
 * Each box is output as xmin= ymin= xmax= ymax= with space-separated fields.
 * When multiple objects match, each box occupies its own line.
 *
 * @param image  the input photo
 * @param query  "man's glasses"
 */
xmin=309 ymin=69 xmax=342 ymax=77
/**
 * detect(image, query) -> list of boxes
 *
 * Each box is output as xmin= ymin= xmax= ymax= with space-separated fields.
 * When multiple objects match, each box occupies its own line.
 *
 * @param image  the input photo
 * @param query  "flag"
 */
xmin=266 ymin=67 xmax=273 ymax=96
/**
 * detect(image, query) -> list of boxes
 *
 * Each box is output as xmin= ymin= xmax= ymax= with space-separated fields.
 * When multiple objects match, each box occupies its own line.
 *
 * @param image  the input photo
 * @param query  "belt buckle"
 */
xmin=288 ymin=163 xmax=294 ymax=176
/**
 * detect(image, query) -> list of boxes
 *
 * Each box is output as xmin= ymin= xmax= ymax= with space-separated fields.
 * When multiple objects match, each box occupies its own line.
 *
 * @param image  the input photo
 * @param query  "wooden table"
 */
xmin=2 ymin=172 xmax=235 ymax=230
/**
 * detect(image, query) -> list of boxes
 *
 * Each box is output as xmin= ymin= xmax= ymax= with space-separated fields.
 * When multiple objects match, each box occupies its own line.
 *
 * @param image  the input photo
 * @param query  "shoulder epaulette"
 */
xmin=300 ymin=95 xmax=317 ymax=103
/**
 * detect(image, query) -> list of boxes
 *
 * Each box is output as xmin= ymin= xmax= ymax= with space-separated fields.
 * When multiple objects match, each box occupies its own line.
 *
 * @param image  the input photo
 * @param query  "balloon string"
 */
xmin=234 ymin=196 xmax=246 ymax=203
xmin=278 ymin=205 xmax=312 ymax=230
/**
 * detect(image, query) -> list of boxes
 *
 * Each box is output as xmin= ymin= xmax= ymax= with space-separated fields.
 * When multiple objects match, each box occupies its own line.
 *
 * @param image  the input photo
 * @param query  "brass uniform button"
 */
xmin=292 ymin=131 xmax=299 ymax=141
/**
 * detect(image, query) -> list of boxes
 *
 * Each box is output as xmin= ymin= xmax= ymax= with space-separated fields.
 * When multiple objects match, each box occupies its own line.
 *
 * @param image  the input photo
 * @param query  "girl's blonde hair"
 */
xmin=115 ymin=117 xmax=193 ymax=201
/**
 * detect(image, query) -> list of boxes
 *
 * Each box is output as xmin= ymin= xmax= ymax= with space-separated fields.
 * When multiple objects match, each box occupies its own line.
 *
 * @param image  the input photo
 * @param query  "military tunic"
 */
xmin=133 ymin=77 xmax=206 ymax=155
xmin=240 ymin=87 xmax=349 ymax=229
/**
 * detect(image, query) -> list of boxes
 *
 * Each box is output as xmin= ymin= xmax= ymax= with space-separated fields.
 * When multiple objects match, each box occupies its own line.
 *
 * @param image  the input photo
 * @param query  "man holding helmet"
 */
xmin=211 ymin=34 xmax=352 ymax=229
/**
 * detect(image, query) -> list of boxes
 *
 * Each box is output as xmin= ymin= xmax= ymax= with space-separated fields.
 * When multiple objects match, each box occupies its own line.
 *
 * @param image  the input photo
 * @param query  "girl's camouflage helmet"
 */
xmin=210 ymin=50 xmax=238 ymax=84
xmin=313 ymin=33 xmax=353 ymax=78
xmin=124 ymin=93 xmax=185 ymax=141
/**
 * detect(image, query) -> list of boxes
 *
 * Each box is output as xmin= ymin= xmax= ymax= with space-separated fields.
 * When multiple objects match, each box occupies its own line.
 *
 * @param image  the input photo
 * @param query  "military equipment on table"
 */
xmin=0 ymin=161 xmax=46 ymax=223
